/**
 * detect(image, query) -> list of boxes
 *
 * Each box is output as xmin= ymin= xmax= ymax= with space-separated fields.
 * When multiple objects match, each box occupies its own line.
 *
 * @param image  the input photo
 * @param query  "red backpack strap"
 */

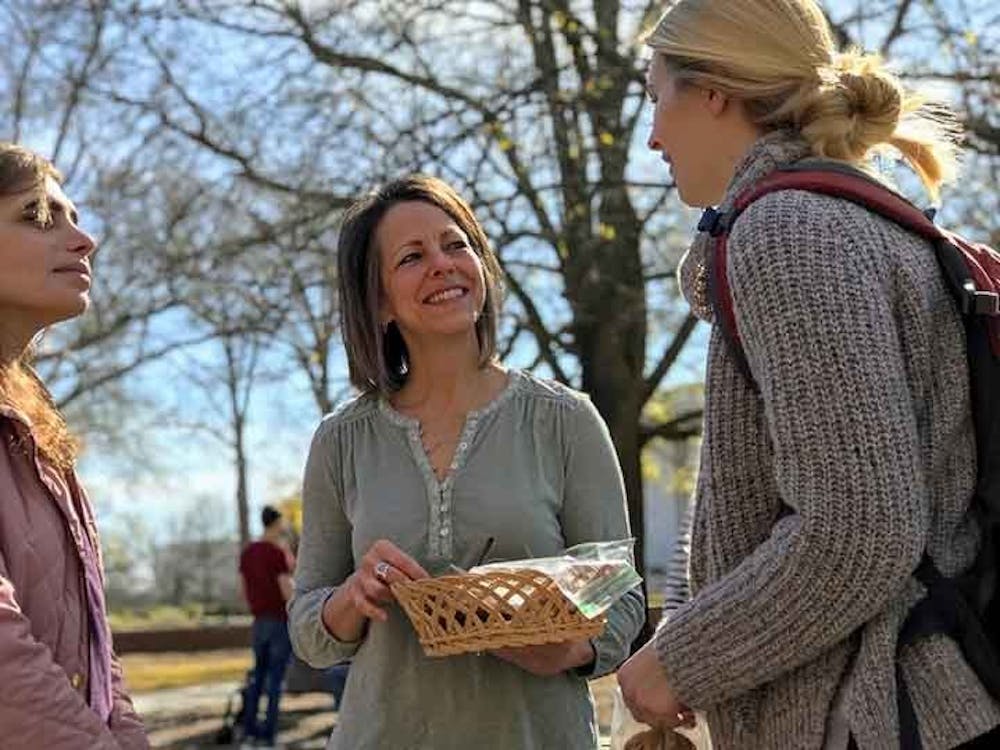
xmin=705 ymin=164 xmax=1000 ymax=382
xmin=943 ymin=232 xmax=1000 ymax=355
xmin=702 ymin=209 xmax=754 ymax=382
xmin=736 ymin=165 xmax=942 ymax=241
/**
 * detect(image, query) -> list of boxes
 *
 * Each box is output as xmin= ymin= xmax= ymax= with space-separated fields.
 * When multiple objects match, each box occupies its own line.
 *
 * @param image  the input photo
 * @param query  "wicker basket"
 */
xmin=392 ymin=567 xmax=606 ymax=657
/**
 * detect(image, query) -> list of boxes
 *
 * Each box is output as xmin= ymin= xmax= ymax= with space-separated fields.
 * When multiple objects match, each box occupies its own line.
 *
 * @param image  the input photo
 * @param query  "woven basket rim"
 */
xmin=392 ymin=567 xmax=606 ymax=657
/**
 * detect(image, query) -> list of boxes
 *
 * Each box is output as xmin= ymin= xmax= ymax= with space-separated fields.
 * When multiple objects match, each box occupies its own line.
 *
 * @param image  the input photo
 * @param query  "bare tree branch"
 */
xmin=643 ymin=313 xmax=699 ymax=402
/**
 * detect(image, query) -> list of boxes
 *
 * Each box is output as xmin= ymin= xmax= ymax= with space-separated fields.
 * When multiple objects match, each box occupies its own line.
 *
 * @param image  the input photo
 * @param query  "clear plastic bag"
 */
xmin=470 ymin=538 xmax=641 ymax=619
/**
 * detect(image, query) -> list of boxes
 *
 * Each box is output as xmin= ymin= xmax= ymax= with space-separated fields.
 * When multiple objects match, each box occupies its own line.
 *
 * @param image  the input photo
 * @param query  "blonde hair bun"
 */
xmin=800 ymin=52 xmax=902 ymax=162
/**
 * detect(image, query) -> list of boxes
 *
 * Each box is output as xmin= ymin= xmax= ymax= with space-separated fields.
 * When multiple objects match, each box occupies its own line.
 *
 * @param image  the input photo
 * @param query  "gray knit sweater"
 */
xmin=657 ymin=131 xmax=1000 ymax=749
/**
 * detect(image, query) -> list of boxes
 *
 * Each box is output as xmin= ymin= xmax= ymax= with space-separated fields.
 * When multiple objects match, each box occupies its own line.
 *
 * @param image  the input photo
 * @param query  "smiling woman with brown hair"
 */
xmin=0 ymin=142 xmax=148 ymax=749
xmin=289 ymin=174 xmax=645 ymax=749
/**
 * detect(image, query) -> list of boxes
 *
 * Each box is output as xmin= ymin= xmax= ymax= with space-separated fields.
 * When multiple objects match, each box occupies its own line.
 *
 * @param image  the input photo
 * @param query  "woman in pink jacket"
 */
xmin=0 ymin=142 xmax=148 ymax=749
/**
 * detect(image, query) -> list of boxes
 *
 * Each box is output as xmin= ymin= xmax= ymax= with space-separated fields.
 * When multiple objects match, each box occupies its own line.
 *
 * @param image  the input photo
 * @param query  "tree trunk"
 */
xmin=583 ymin=362 xmax=646 ymax=573
xmin=235 ymin=416 xmax=250 ymax=549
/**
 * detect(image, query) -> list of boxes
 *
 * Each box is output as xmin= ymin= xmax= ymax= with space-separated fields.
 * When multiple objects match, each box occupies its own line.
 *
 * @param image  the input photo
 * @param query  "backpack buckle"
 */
xmin=972 ymin=291 xmax=1000 ymax=316
xmin=697 ymin=207 xmax=731 ymax=237
xmin=963 ymin=281 xmax=1000 ymax=316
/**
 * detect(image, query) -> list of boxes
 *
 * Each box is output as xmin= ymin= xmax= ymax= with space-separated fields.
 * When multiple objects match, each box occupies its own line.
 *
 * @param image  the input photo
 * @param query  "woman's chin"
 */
xmin=44 ymin=295 xmax=90 ymax=326
xmin=677 ymin=183 xmax=709 ymax=209
xmin=415 ymin=317 xmax=479 ymax=340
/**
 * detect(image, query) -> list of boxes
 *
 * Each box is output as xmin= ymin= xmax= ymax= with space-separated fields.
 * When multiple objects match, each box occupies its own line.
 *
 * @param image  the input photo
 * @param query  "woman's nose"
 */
xmin=428 ymin=246 xmax=456 ymax=274
xmin=69 ymin=226 xmax=97 ymax=258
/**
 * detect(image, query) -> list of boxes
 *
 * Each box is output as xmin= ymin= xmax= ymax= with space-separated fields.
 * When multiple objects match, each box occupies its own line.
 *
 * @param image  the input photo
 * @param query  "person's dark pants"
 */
xmin=325 ymin=663 xmax=350 ymax=710
xmin=959 ymin=724 xmax=1000 ymax=748
xmin=244 ymin=616 xmax=293 ymax=743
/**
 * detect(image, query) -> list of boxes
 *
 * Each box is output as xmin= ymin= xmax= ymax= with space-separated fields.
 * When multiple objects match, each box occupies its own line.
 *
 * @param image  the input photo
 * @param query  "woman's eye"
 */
xmin=398 ymin=252 xmax=420 ymax=266
xmin=447 ymin=240 xmax=468 ymax=251
xmin=23 ymin=211 xmax=53 ymax=229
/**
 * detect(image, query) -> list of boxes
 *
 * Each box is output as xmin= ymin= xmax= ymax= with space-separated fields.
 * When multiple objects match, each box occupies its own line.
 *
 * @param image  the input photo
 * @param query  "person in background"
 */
xmin=658 ymin=505 xmax=693 ymax=621
xmin=617 ymin=1 xmax=1000 ymax=748
xmin=0 ymin=141 xmax=148 ymax=748
xmin=239 ymin=505 xmax=295 ymax=749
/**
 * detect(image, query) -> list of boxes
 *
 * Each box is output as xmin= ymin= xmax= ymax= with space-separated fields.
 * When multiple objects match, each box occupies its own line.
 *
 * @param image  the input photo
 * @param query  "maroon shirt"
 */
xmin=239 ymin=540 xmax=293 ymax=620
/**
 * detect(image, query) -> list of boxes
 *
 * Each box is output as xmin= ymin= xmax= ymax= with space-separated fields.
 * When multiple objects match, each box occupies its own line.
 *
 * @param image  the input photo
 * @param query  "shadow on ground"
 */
xmin=137 ymin=686 xmax=335 ymax=749
xmin=135 ymin=675 xmax=618 ymax=749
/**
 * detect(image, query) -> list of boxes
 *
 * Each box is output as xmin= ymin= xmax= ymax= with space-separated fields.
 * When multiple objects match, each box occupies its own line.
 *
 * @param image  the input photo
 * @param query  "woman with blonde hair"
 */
xmin=0 ymin=142 xmax=148 ymax=748
xmin=616 ymin=1 xmax=1000 ymax=748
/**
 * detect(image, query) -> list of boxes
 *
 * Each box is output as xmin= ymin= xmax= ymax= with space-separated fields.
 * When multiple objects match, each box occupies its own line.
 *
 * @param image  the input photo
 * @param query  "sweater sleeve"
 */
xmin=560 ymin=396 xmax=646 ymax=678
xmin=288 ymin=417 xmax=364 ymax=668
xmin=654 ymin=193 xmax=929 ymax=707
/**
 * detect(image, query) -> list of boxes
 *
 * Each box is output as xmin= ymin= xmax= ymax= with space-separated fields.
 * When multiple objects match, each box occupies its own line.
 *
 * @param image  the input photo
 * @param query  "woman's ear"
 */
xmin=703 ymin=87 xmax=729 ymax=117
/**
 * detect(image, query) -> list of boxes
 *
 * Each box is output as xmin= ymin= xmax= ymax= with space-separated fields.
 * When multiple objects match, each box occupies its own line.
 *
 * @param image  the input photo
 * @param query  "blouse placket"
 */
xmin=377 ymin=372 xmax=520 ymax=562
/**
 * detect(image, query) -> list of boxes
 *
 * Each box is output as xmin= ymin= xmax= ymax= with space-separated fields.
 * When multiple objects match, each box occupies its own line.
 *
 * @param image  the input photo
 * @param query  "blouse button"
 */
xmin=459 ymin=442 xmax=468 ymax=450
xmin=70 ymin=673 xmax=83 ymax=689
xmin=439 ymin=527 xmax=450 ymax=537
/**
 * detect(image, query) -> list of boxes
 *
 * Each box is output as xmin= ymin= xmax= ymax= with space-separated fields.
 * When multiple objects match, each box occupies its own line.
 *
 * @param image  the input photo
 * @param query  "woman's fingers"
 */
xmin=358 ymin=568 xmax=392 ymax=600
xmin=489 ymin=639 xmax=590 ymax=677
xmin=369 ymin=539 xmax=430 ymax=581
xmin=353 ymin=594 xmax=387 ymax=622
xmin=351 ymin=539 xmax=429 ymax=623
xmin=350 ymin=574 xmax=388 ymax=621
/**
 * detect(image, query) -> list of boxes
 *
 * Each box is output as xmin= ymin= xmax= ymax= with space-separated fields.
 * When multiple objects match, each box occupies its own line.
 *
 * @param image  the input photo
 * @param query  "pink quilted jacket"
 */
xmin=0 ymin=406 xmax=148 ymax=749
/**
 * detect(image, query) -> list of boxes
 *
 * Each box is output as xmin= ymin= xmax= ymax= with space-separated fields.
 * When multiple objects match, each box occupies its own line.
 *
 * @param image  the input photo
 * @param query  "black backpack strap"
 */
xmin=901 ymin=557 xmax=1000 ymax=698
xmin=896 ymin=554 xmax=1000 ymax=749
xmin=897 ymin=658 xmax=922 ymax=750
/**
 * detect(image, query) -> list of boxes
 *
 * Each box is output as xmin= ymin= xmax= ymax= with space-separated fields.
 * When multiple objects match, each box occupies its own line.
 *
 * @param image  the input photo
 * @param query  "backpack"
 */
xmin=698 ymin=160 xmax=1000 ymax=750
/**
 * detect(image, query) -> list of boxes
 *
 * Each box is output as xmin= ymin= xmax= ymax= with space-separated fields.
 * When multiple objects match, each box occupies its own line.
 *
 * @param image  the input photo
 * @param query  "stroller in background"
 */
xmin=213 ymin=659 xmax=350 ymax=745
xmin=214 ymin=669 xmax=254 ymax=746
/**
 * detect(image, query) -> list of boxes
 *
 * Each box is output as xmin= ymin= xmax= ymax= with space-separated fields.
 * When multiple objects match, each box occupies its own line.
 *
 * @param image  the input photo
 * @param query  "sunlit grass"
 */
xmin=120 ymin=649 xmax=251 ymax=693
xmin=108 ymin=605 xmax=250 ymax=631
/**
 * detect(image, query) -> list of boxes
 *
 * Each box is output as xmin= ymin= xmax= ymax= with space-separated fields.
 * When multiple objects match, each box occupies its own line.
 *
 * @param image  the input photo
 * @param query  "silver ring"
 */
xmin=374 ymin=561 xmax=391 ymax=583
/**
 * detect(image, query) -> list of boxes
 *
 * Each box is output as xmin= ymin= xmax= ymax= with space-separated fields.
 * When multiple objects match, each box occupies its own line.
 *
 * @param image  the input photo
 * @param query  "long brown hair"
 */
xmin=0 ymin=142 xmax=79 ymax=470
xmin=337 ymin=174 xmax=504 ymax=396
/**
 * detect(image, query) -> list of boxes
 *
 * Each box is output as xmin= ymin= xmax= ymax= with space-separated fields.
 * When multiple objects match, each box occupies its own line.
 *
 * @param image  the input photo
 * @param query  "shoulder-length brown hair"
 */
xmin=337 ymin=174 xmax=504 ymax=396
xmin=0 ymin=142 xmax=79 ymax=470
